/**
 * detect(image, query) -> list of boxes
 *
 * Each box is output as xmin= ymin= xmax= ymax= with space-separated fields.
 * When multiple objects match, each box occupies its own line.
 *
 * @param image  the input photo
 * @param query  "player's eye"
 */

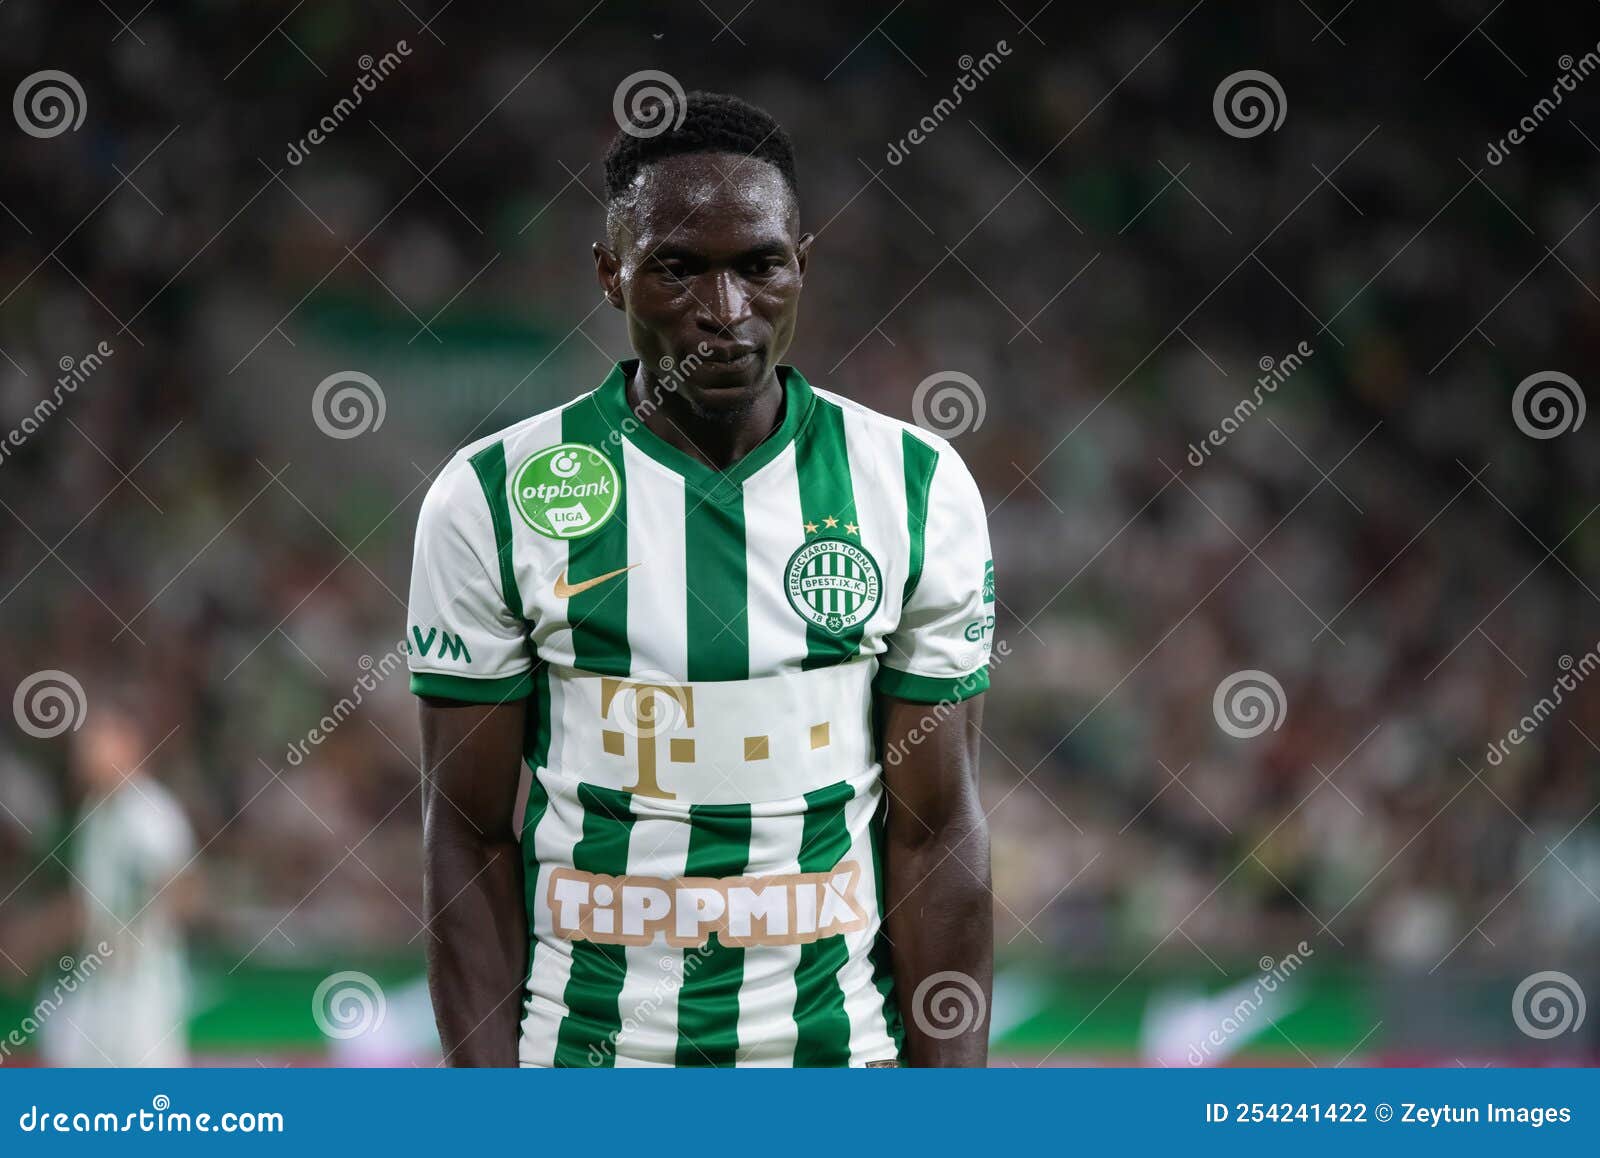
xmin=745 ymin=257 xmax=785 ymax=278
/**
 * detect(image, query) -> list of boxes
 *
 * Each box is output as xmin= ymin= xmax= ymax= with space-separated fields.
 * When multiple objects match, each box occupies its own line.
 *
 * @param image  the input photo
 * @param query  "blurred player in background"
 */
xmin=38 ymin=704 xmax=198 ymax=1067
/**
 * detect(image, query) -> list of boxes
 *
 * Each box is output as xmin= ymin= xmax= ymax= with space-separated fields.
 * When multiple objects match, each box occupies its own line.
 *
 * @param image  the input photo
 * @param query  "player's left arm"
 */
xmin=879 ymin=691 xmax=990 ymax=1066
xmin=873 ymin=435 xmax=996 ymax=1067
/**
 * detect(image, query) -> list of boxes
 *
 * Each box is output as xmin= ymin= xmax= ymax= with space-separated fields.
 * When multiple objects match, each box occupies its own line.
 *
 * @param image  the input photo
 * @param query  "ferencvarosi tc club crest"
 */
xmin=785 ymin=537 xmax=881 ymax=635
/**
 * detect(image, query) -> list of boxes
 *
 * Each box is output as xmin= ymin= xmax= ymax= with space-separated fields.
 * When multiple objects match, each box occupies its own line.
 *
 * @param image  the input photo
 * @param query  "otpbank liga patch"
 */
xmin=512 ymin=443 xmax=619 ymax=539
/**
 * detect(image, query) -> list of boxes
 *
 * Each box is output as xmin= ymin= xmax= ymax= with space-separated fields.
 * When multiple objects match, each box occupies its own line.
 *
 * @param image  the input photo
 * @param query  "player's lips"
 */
xmin=697 ymin=344 xmax=760 ymax=375
xmin=700 ymin=343 xmax=755 ymax=366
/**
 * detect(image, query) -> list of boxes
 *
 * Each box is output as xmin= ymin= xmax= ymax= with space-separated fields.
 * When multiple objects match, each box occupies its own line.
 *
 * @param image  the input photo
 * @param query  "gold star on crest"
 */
xmin=823 ymin=515 xmax=839 ymax=529
xmin=803 ymin=520 xmax=819 ymax=534
xmin=844 ymin=522 xmax=859 ymax=535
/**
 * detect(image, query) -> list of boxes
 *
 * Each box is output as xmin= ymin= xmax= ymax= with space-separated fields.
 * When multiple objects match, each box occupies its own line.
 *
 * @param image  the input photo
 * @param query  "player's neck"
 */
xmin=626 ymin=363 xmax=785 ymax=473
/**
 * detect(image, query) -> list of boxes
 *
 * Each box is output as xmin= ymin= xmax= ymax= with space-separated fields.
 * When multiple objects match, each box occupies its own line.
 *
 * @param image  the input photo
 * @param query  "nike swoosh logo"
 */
xmin=553 ymin=564 xmax=637 ymax=599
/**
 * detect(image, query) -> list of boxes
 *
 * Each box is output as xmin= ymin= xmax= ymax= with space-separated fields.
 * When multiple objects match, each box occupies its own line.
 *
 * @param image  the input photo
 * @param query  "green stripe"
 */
xmin=553 ymin=783 xmax=636 ymax=1068
xmin=866 ymin=789 xmax=905 ymax=1056
xmin=467 ymin=441 xmax=526 ymax=621
xmin=791 ymin=400 xmax=869 ymax=1061
xmin=561 ymin=399 xmax=631 ymax=677
xmin=524 ymin=663 xmax=551 ymax=767
xmin=873 ymin=665 xmax=989 ymax=704
xmin=791 ymin=780 xmax=857 ymax=1066
xmin=794 ymin=398 xmax=863 ymax=670
xmin=685 ymin=494 xmax=748 ymax=681
xmin=673 ymin=488 xmax=754 ymax=1065
xmin=900 ymin=430 xmax=937 ymax=605
xmin=521 ymin=665 xmax=553 ymax=934
xmin=673 ymin=803 xmax=753 ymax=1065
xmin=408 ymin=670 xmax=531 ymax=702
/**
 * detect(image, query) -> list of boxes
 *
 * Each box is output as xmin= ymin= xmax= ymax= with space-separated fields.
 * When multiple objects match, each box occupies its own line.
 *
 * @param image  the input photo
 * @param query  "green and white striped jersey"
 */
xmin=407 ymin=362 xmax=993 ymax=1067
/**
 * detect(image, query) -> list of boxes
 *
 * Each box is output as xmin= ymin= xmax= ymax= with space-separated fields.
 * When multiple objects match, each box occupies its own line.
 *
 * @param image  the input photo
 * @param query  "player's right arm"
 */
xmin=419 ymin=697 xmax=527 ymax=1066
xmin=408 ymin=452 xmax=537 ymax=1066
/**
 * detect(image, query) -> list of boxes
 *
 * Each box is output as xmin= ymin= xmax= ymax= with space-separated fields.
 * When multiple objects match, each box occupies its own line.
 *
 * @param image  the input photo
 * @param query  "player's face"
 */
xmin=74 ymin=710 xmax=143 ymax=797
xmin=598 ymin=152 xmax=812 ymax=417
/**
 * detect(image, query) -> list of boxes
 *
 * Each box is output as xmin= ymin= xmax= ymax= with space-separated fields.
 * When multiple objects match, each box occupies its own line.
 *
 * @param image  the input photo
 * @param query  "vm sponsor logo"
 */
xmin=409 ymin=625 xmax=472 ymax=664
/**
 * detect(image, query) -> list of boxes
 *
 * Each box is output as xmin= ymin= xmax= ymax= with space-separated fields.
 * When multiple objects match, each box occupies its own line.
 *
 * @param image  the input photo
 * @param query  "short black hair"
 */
xmin=603 ymin=89 xmax=798 ymax=205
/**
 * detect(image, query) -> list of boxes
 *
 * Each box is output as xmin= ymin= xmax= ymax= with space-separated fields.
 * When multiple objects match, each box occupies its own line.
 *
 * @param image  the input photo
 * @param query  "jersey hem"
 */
xmin=872 ymin=664 xmax=990 ymax=704
xmin=410 ymin=669 xmax=534 ymax=703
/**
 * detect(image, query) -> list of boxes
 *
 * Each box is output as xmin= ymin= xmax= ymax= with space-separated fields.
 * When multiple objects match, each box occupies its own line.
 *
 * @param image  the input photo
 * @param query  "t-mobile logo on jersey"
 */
xmin=598 ymin=677 xmax=696 ymax=800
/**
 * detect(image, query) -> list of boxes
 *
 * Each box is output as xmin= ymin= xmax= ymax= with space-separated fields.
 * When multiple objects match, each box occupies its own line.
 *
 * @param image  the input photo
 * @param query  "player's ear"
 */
xmin=795 ymin=232 xmax=814 ymax=279
xmin=593 ymin=241 xmax=625 ymax=309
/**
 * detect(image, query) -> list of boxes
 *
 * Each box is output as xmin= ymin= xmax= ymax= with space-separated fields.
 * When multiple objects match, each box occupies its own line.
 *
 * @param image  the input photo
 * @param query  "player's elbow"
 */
xmin=890 ymin=788 xmax=987 ymax=857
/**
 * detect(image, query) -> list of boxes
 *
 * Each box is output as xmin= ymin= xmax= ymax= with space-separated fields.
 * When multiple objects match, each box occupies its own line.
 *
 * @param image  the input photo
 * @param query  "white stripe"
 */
xmin=612 ymin=1051 xmax=675 ymax=1068
xmin=733 ymin=806 xmax=805 ymax=1066
xmin=622 ymin=440 xmax=688 ymax=680
xmin=611 ymin=803 xmax=692 ymax=1065
xmin=608 ymin=482 xmax=692 ymax=1066
xmin=505 ymin=401 xmax=577 ymax=669
xmin=742 ymin=441 xmax=808 ymax=672
xmin=544 ymin=662 xmax=872 ymax=806
xmin=518 ymin=765 xmax=587 ymax=1066
xmin=835 ymin=396 xmax=911 ymax=646
xmin=836 ymin=782 xmax=898 ymax=1064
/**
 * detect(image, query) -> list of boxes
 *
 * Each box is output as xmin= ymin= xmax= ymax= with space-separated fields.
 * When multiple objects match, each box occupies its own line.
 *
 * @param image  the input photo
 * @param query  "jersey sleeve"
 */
xmin=874 ymin=438 xmax=994 ymax=704
xmin=407 ymin=453 xmax=534 ymax=703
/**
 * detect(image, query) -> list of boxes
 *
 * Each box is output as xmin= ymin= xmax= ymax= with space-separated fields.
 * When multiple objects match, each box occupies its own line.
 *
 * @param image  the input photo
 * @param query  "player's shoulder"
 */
xmin=420 ymin=392 xmax=592 ymax=521
xmin=808 ymin=381 xmax=978 ymax=487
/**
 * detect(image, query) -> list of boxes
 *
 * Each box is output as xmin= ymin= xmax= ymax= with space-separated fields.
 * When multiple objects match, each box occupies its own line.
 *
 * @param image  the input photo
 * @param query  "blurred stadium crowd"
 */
xmin=1 ymin=0 xmax=1598 ymax=1036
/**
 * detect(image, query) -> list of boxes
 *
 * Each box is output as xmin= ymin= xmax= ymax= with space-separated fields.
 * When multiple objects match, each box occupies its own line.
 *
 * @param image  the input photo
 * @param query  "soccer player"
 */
xmin=42 ymin=704 xmax=197 ymax=1067
xmin=409 ymin=91 xmax=993 ymax=1066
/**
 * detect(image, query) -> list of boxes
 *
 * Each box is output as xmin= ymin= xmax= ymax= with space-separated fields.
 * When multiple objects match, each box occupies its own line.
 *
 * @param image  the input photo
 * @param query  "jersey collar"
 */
xmin=594 ymin=359 xmax=816 ymax=502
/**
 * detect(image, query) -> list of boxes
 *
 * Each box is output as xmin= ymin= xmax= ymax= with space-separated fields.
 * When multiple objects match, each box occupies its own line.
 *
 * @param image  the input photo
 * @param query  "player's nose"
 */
xmin=696 ymin=270 xmax=754 ymax=333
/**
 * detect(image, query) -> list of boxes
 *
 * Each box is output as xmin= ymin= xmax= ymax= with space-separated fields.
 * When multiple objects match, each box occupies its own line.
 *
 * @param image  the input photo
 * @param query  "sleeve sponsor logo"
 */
xmin=981 ymin=559 xmax=995 ymax=604
xmin=409 ymin=625 xmax=472 ymax=664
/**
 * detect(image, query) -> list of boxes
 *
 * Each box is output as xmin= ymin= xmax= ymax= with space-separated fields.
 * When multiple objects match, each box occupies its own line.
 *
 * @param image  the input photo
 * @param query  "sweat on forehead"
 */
xmin=606 ymin=152 xmax=799 ymax=248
